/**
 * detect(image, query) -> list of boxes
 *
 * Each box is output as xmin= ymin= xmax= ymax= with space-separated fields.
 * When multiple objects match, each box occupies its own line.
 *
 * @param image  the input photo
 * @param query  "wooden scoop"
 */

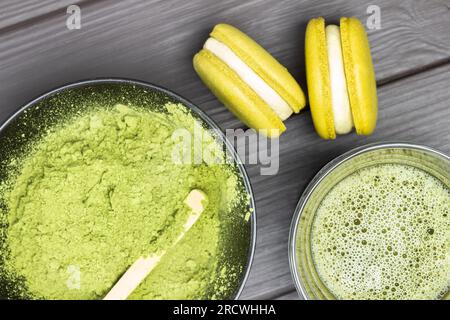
xmin=103 ymin=189 xmax=207 ymax=300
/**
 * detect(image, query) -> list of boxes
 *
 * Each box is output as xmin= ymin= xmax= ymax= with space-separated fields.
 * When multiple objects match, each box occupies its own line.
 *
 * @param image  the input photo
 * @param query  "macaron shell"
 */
xmin=340 ymin=17 xmax=378 ymax=135
xmin=193 ymin=49 xmax=286 ymax=137
xmin=211 ymin=23 xmax=306 ymax=113
xmin=204 ymin=37 xmax=293 ymax=121
xmin=305 ymin=17 xmax=336 ymax=139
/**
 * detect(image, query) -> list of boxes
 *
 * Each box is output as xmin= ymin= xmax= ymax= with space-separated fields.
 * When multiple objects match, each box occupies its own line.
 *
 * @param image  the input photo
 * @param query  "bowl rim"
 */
xmin=0 ymin=77 xmax=257 ymax=300
xmin=288 ymin=141 xmax=450 ymax=300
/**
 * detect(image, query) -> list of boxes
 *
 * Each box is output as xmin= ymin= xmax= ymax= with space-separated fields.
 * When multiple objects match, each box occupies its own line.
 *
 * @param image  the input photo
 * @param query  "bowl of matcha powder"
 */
xmin=0 ymin=79 xmax=256 ymax=300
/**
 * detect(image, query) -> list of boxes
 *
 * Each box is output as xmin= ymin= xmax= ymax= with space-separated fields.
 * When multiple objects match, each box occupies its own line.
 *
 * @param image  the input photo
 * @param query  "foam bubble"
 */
xmin=311 ymin=164 xmax=450 ymax=300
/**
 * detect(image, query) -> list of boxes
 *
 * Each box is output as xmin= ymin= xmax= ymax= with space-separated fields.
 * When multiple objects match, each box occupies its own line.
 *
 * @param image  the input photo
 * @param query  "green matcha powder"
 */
xmin=0 ymin=103 xmax=247 ymax=300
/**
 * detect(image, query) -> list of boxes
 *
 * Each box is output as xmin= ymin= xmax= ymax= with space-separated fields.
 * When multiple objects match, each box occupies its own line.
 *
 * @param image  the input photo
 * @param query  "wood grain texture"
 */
xmin=0 ymin=0 xmax=449 ymax=300
xmin=0 ymin=0 xmax=83 ymax=30
xmin=274 ymin=290 xmax=302 ymax=300
xmin=240 ymin=63 xmax=450 ymax=299
xmin=0 ymin=0 xmax=449 ymax=128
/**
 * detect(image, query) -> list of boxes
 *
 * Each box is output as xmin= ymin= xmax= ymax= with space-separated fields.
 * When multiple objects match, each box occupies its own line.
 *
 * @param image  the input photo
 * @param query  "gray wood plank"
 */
xmin=0 ymin=0 xmax=84 ymax=30
xmin=240 ymin=63 xmax=450 ymax=299
xmin=0 ymin=0 xmax=449 ymax=129
xmin=274 ymin=290 xmax=301 ymax=300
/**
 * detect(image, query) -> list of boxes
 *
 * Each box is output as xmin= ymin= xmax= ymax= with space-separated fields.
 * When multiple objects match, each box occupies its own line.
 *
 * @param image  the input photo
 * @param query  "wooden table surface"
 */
xmin=0 ymin=0 xmax=449 ymax=300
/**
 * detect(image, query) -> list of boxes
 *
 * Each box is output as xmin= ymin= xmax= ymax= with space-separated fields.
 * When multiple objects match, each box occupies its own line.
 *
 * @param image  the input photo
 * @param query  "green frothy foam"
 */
xmin=312 ymin=163 xmax=450 ymax=300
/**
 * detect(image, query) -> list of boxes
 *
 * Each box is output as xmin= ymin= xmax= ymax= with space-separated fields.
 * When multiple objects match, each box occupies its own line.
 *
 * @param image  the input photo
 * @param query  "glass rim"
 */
xmin=288 ymin=142 xmax=450 ymax=300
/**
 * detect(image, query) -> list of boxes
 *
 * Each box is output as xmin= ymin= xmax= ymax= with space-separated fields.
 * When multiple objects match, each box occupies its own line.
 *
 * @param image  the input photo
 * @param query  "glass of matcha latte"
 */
xmin=289 ymin=143 xmax=450 ymax=300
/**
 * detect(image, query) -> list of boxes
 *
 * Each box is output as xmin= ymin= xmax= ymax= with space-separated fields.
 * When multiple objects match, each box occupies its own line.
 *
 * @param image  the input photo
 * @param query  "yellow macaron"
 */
xmin=305 ymin=17 xmax=377 ymax=139
xmin=194 ymin=23 xmax=306 ymax=138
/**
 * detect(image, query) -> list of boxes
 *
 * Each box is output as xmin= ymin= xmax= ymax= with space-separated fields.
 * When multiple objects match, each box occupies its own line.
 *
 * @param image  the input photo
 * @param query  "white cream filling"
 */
xmin=325 ymin=25 xmax=354 ymax=135
xmin=204 ymin=37 xmax=293 ymax=121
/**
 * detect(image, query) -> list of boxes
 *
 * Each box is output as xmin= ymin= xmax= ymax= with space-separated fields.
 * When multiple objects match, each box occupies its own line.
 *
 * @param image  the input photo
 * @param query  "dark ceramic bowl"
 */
xmin=0 ymin=79 xmax=256 ymax=300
